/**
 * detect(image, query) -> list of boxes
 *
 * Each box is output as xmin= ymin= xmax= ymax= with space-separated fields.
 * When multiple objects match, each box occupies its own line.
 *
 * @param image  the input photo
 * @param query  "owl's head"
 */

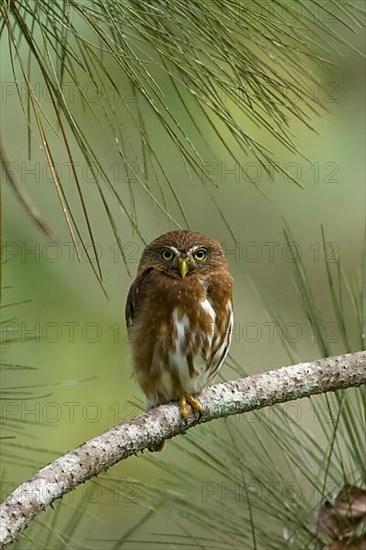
xmin=139 ymin=230 xmax=227 ymax=279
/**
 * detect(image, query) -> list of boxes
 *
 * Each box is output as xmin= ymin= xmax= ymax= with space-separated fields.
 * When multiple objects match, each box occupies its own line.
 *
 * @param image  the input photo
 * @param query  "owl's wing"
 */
xmin=125 ymin=268 xmax=154 ymax=328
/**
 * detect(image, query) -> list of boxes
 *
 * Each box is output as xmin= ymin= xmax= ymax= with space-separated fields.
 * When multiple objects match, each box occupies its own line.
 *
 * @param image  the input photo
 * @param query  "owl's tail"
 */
xmin=148 ymin=441 xmax=165 ymax=452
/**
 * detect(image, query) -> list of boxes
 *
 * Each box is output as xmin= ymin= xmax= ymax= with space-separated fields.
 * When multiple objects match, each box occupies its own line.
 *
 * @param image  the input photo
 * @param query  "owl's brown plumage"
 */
xmin=125 ymin=230 xmax=234 ymax=431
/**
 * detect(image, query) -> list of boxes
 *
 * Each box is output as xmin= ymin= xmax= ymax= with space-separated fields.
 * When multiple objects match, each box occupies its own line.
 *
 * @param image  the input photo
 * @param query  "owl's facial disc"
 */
xmin=159 ymin=245 xmax=210 ymax=278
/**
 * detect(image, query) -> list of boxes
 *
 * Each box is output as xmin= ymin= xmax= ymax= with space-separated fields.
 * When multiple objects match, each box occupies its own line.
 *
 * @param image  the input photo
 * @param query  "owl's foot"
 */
xmin=186 ymin=395 xmax=203 ymax=417
xmin=178 ymin=395 xmax=203 ymax=422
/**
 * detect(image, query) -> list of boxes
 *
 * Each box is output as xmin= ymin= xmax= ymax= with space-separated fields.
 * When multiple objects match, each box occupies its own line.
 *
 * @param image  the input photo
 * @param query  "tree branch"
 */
xmin=1 ymin=351 xmax=366 ymax=548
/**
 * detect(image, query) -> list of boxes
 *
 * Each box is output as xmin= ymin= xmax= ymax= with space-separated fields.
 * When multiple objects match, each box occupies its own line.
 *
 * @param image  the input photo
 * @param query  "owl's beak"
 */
xmin=178 ymin=258 xmax=188 ymax=279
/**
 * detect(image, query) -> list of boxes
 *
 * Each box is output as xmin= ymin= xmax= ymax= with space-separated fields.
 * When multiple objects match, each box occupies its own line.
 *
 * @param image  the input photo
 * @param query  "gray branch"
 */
xmin=1 ymin=351 xmax=366 ymax=548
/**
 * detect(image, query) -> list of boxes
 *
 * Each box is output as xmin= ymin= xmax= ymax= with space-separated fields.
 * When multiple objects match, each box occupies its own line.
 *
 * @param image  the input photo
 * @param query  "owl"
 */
xmin=125 ymin=230 xmax=234 ymax=432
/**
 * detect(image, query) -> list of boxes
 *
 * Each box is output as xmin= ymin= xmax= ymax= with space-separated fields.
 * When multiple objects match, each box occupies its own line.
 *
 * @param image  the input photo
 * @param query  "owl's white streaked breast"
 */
xmin=200 ymin=298 xmax=216 ymax=321
xmin=170 ymin=302 xmax=214 ymax=396
xmin=172 ymin=308 xmax=189 ymax=344
xmin=150 ymin=298 xmax=218 ymax=400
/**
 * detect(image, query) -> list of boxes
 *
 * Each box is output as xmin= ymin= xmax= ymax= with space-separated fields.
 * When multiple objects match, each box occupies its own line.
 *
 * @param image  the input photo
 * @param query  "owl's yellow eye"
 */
xmin=161 ymin=248 xmax=174 ymax=261
xmin=194 ymin=248 xmax=207 ymax=261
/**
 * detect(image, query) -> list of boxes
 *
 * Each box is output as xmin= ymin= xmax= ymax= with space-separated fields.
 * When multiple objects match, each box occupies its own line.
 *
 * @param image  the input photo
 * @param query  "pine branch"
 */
xmin=1 ymin=351 xmax=365 ymax=548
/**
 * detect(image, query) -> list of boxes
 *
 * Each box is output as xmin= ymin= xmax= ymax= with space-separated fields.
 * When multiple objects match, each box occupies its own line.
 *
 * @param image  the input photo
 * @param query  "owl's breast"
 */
xmin=131 ymin=271 xmax=233 ymax=407
xmin=164 ymin=298 xmax=217 ymax=395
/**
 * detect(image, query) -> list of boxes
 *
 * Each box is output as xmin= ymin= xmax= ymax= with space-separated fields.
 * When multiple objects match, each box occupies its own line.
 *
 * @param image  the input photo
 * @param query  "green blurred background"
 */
xmin=1 ymin=6 xmax=365 ymax=548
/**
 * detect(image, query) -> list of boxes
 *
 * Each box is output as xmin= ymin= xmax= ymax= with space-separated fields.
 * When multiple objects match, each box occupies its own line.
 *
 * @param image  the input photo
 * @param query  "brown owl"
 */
xmin=125 ymin=230 xmax=234 ymax=433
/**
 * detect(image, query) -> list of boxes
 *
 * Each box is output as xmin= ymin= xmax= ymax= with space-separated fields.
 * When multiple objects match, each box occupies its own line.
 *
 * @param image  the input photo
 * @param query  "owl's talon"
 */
xmin=186 ymin=395 xmax=203 ymax=418
xmin=178 ymin=395 xmax=203 ymax=422
xmin=178 ymin=395 xmax=189 ymax=422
